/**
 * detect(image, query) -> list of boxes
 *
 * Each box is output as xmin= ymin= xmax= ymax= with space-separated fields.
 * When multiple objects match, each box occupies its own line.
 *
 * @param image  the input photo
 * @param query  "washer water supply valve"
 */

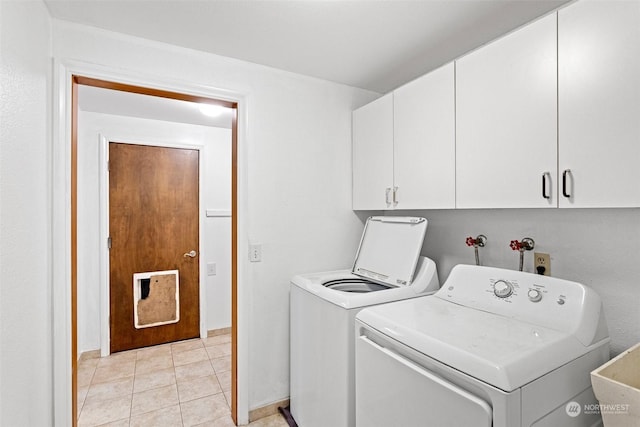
xmin=466 ymin=235 xmax=487 ymax=266
xmin=510 ymin=238 xmax=535 ymax=272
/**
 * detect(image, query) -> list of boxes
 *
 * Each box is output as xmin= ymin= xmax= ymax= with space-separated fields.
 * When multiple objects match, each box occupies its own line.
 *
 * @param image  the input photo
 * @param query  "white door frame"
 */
xmin=98 ymin=136 xmax=208 ymax=357
xmin=52 ymin=59 xmax=250 ymax=425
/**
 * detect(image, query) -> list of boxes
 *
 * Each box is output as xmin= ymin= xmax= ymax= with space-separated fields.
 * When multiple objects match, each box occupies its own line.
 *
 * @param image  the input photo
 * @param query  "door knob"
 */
xmin=183 ymin=250 xmax=197 ymax=258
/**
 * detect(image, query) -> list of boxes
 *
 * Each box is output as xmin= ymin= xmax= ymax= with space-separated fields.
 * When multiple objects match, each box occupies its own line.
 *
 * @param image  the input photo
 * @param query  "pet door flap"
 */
xmin=133 ymin=270 xmax=180 ymax=329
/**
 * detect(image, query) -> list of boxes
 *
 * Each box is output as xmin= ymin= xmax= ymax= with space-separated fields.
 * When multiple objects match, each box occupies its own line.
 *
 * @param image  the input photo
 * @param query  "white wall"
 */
xmin=53 ymin=20 xmax=378 ymax=413
xmin=77 ymin=111 xmax=232 ymax=354
xmin=0 ymin=0 xmax=53 ymax=425
xmin=401 ymin=208 xmax=640 ymax=355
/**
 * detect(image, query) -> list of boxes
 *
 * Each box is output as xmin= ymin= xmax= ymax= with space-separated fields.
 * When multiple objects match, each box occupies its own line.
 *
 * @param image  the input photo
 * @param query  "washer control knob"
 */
xmin=528 ymin=289 xmax=542 ymax=302
xmin=493 ymin=280 xmax=513 ymax=298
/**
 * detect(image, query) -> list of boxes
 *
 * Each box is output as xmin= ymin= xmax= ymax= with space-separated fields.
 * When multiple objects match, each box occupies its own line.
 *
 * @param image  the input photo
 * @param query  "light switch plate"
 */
xmin=249 ymin=244 xmax=262 ymax=262
xmin=207 ymin=263 xmax=216 ymax=276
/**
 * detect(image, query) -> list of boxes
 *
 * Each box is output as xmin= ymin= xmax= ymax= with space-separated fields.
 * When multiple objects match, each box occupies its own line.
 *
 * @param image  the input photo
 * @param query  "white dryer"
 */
xmin=290 ymin=216 xmax=440 ymax=427
xmin=355 ymin=264 xmax=610 ymax=427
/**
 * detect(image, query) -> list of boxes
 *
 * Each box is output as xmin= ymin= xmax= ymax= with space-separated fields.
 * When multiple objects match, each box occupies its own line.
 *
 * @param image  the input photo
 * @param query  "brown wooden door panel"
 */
xmin=109 ymin=142 xmax=200 ymax=353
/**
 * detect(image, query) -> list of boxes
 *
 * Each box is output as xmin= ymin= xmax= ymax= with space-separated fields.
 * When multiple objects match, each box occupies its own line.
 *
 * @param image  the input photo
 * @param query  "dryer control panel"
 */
xmin=485 ymin=278 xmax=551 ymax=305
xmin=435 ymin=264 xmax=607 ymax=346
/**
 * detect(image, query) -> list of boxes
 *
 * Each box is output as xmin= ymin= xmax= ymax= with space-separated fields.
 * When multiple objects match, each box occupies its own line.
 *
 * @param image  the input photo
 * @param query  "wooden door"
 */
xmin=109 ymin=142 xmax=200 ymax=353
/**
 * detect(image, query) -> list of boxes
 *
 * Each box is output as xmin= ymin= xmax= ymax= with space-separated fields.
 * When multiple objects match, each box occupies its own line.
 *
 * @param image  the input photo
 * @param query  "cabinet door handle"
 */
xmin=562 ymin=169 xmax=572 ymax=198
xmin=385 ymin=187 xmax=391 ymax=205
xmin=542 ymin=172 xmax=551 ymax=199
xmin=392 ymin=186 xmax=398 ymax=206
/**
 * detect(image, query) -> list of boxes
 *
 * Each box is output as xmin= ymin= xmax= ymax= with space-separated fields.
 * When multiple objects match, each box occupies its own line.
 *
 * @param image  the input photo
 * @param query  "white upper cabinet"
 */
xmin=558 ymin=0 xmax=640 ymax=208
xmin=394 ymin=63 xmax=455 ymax=209
xmin=352 ymin=93 xmax=394 ymax=210
xmin=352 ymin=64 xmax=455 ymax=210
xmin=456 ymin=13 xmax=558 ymax=209
xmin=353 ymin=1 xmax=639 ymax=211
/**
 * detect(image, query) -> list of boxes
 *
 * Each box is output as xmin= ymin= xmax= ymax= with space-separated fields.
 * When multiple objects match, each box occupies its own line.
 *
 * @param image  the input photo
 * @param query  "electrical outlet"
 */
xmin=249 ymin=244 xmax=262 ymax=262
xmin=534 ymin=252 xmax=550 ymax=276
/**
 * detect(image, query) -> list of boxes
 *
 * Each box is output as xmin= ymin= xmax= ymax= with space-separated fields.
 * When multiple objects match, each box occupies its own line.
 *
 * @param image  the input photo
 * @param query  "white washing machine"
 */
xmin=356 ymin=264 xmax=611 ymax=427
xmin=290 ymin=216 xmax=440 ymax=427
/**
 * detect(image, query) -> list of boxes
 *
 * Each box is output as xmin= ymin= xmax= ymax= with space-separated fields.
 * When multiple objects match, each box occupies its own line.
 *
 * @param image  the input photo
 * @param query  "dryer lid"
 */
xmin=352 ymin=216 xmax=427 ymax=287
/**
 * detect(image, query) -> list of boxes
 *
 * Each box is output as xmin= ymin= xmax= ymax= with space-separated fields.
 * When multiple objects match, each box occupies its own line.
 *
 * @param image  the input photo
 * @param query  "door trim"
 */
xmin=98 ymin=136 xmax=208 ymax=356
xmin=52 ymin=59 xmax=249 ymax=426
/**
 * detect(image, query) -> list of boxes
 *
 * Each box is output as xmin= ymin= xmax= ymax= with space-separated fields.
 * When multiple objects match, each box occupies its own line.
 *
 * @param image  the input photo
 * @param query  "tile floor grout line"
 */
xmin=174 ymin=345 xmax=186 ymax=427
xmin=128 ymin=348 xmax=139 ymax=424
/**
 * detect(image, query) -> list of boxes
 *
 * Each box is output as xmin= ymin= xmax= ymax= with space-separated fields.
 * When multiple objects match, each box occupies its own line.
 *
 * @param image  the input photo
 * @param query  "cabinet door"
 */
xmin=456 ymin=13 xmax=558 ymax=208
xmin=558 ymin=1 xmax=640 ymax=208
xmin=394 ymin=63 xmax=455 ymax=209
xmin=352 ymin=94 xmax=394 ymax=210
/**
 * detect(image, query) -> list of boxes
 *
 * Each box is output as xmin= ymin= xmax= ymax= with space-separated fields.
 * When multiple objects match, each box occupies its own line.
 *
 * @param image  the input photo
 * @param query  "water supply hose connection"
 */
xmin=466 ymin=235 xmax=487 ymax=266
xmin=510 ymin=238 xmax=535 ymax=271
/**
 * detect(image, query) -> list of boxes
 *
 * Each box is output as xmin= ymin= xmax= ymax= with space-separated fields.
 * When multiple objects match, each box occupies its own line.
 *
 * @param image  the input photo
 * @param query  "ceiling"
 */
xmin=78 ymin=85 xmax=234 ymax=128
xmin=44 ymin=0 xmax=570 ymax=94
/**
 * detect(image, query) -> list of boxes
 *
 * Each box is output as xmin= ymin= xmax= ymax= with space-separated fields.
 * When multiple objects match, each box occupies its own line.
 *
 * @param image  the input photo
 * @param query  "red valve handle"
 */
xmin=510 ymin=240 xmax=522 ymax=251
xmin=466 ymin=236 xmax=476 ymax=247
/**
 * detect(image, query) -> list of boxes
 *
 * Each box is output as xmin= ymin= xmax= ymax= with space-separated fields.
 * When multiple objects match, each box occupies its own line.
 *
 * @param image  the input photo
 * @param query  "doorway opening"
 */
xmin=71 ymin=76 xmax=239 ymax=425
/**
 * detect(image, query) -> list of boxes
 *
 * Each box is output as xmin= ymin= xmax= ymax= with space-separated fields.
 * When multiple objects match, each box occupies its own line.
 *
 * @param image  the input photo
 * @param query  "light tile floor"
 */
xmin=77 ymin=334 xmax=289 ymax=427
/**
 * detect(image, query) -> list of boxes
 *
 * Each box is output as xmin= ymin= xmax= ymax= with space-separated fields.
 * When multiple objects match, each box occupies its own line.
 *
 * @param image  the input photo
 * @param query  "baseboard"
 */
xmin=249 ymin=398 xmax=290 ymax=423
xmin=80 ymin=331 xmax=230 ymax=360
xmin=207 ymin=327 xmax=232 ymax=337
xmin=79 ymin=349 xmax=100 ymax=361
